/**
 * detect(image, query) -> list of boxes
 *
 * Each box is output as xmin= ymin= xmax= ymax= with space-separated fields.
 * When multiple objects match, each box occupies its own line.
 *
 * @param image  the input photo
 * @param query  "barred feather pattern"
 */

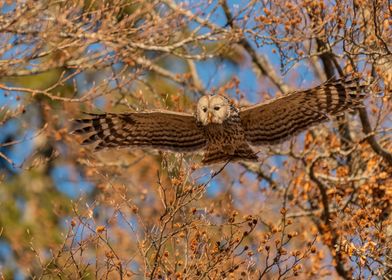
xmin=72 ymin=112 xmax=207 ymax=152
xmin=72 ymin=78 xmax=367 ymax=165
xmin=202 ymin=115 xmax=258 ymax=164
xmin=240 ymin=78 xmax=367 ymax=146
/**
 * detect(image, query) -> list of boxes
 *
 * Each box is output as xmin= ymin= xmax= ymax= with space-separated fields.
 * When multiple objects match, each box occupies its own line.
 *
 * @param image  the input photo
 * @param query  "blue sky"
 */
xmin=0 ymin=0 xmax=345 ymax=278
xmin=0 ymin=0 xmax=301 ymax=196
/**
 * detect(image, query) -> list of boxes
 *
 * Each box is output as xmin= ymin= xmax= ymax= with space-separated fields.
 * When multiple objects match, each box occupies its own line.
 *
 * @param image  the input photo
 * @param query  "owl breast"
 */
xmin=201 ymin=116 xmax=258 ymax=164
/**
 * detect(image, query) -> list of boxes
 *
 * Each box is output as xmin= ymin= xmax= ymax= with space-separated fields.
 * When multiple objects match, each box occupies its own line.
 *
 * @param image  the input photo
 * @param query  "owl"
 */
xmin=72 ymin=78 xmax=366 ymax=164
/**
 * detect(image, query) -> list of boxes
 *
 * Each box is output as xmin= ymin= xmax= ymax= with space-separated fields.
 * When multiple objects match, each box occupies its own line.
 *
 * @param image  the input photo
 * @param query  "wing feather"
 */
xmin=72 ymin=111 xmax=207 ymax=152
xmin=240 ymin=78 xmax=367 ymax=146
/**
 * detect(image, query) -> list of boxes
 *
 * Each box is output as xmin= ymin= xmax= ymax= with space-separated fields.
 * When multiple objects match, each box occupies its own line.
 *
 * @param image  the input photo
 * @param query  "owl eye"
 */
xmin=202 ymin=108 xmax=207 ymax=113
xmin=214 ymin=106 xmax=220 ymax=111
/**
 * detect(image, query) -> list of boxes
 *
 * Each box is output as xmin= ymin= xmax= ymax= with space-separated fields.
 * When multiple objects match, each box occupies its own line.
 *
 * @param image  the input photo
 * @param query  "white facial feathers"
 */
xmin=196 ymin=95 xmax=231 ymax=125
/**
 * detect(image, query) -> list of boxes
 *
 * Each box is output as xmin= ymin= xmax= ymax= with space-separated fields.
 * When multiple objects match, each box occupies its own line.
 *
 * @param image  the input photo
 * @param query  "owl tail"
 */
xmin=202 ymin=145 xmax=258 ymax=165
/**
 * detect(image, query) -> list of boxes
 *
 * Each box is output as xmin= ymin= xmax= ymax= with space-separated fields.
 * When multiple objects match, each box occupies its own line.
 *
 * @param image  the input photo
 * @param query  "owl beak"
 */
xmin=207 ymin=112 xmax=213 ymax=123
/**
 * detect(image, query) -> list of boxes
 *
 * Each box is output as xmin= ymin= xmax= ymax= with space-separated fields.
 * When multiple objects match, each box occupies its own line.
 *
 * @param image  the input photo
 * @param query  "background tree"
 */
xmin=0 ymin=0 xmax=391 ymax=279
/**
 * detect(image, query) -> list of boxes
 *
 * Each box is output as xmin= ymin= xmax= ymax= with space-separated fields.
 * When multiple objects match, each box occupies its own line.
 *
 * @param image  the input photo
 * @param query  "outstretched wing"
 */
xmin=240 ymin=78 xmax=367 ymax=146
xmin=72 ymin=111 xmax=207 ymax=152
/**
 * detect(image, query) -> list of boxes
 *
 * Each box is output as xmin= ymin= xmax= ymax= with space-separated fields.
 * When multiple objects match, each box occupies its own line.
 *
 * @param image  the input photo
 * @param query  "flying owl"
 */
xmin=72 ymin=78 xmax=366 ymax=164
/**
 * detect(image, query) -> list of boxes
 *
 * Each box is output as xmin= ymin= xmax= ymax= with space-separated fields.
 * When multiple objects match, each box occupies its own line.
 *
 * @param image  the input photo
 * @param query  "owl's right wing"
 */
xmin=240 ymin=78 xmax=367 ymax=146
xmin=72 ymin=111 xmax=207 ymax=152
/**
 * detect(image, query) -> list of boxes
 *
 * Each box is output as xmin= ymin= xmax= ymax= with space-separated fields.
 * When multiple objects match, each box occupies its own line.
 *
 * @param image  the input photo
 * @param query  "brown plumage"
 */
xmin=73 ymin=112 xmax=206 ymax=152
xmin=240 ymin=78 xmax=366 ymax=145
xmin=72 ymin=77 xmax=367 ymax=164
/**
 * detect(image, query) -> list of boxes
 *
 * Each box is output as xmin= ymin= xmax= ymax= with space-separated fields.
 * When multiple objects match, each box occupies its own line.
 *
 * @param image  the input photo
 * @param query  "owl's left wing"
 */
xmin=240 ymin=78 xmax=366 ymax=146
xmin=72 ymin=111 xmax=207 ymax=152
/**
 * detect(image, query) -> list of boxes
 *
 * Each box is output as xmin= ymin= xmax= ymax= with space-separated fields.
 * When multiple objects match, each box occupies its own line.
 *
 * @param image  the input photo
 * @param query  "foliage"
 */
xmin=0 ymin=0 xmax=391 ymax=279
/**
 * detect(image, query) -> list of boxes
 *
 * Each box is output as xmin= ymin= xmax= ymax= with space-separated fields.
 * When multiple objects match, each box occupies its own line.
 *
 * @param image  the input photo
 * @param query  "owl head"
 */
xmin=196 ymin=95 xmax=238 ymax=125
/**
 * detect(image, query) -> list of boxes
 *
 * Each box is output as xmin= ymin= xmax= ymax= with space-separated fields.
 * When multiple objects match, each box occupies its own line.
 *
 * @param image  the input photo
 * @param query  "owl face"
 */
xmin=196 ymin=95 xmax=232 ymax=125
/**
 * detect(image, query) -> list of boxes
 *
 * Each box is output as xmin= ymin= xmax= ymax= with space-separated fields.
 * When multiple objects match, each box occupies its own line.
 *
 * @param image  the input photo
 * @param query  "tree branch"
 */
xmin=358 ymin=107 xmax=392 ymax=165
xmin=220 ymin=0 xmax=290 ymax=94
